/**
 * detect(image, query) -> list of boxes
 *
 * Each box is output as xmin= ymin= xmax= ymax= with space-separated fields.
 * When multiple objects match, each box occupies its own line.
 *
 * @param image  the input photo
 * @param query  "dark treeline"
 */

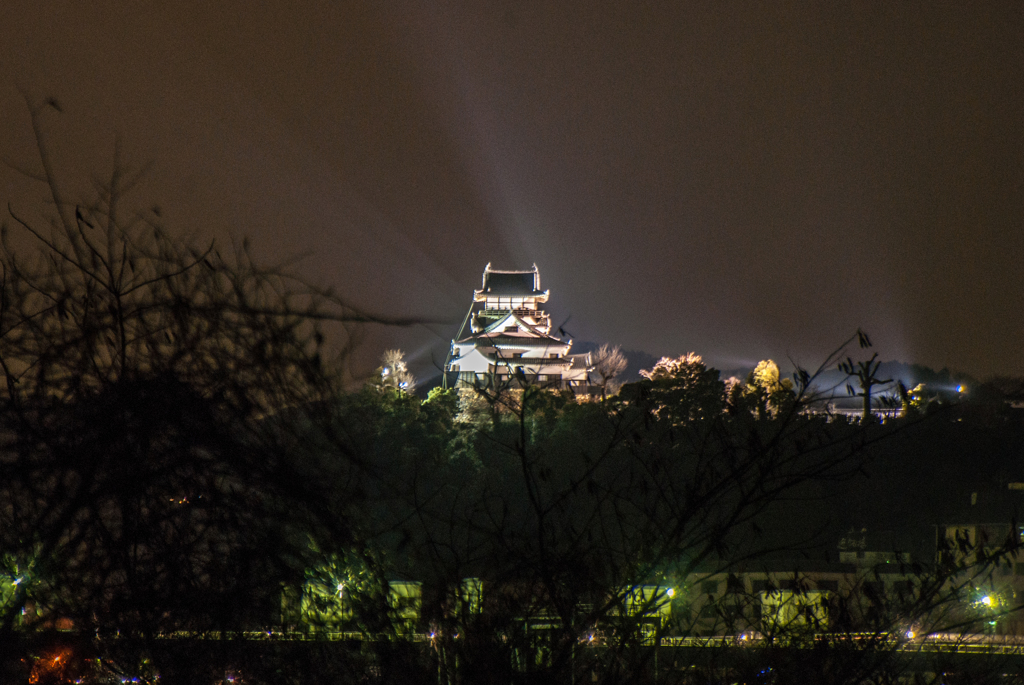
xmin=2 ymin=102 xmax=1023 ymax=685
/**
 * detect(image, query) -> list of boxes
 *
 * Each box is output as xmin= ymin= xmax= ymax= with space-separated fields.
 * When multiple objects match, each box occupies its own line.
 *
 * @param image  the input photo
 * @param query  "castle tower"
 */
xmin=446 ymin=264 xmax=592 ymax=390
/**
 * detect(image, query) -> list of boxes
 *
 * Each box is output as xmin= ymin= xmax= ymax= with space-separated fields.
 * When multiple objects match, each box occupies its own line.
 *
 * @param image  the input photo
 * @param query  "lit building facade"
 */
xmin=445 ymin=264 xmax=592 ymax=390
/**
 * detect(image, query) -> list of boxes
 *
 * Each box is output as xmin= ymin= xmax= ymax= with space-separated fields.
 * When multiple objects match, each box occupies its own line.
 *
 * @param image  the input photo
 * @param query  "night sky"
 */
xmin=2 ymin=2 xmax=1022 ymax=381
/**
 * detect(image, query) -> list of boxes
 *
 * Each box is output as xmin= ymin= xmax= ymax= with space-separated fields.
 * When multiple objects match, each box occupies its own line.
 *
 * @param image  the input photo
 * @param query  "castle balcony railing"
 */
xmin=479 ymin=307 xmax=544 ymax=316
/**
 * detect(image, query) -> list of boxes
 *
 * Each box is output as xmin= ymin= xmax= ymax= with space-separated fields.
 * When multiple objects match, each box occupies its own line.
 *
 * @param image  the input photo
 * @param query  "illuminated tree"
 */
xmin=751 ymin=359 xmax=782 ymax=390
xmin=638 ymin=351 xmax=705 ymax=382
xmin=591 ymin=343 xmax=627 ymax=399
xmin=631 ymin=352 xmax=726 ymax=421
xmin=898 ymin=382 xmax=928 ymax=417
xmin=742 ymin=359 xmax=796 ymax=419
xmin=378 ymin=348 xmax=416 ymax=392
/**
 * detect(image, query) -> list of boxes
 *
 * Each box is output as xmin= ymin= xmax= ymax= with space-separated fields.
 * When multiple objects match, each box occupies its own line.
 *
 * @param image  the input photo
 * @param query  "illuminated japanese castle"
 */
xmin=446 ymin=264 xmax=593 ymax=389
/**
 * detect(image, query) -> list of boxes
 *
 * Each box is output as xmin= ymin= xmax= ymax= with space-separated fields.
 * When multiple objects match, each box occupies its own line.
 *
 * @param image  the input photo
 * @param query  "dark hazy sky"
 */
xmin=2 ymin=2 xmax=1022 ymax=380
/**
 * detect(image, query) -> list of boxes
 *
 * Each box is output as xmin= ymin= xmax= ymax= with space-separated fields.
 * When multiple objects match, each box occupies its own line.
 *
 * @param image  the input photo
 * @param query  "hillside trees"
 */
xmin=329 ymin=350 xmax=896 ymax=683
xmin=626 ymin=352 xmax=726 ymax=421
xmin=333 ymin=344 xmax=1024 ymax=684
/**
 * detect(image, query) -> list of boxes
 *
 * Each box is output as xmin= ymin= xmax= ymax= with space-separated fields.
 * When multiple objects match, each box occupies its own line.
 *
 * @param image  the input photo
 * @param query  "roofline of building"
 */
xmin=472 ymin=263 xmax=549 ymax=300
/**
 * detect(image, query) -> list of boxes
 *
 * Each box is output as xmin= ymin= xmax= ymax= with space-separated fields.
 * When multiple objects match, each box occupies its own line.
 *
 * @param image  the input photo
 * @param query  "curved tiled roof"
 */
xmin=473 ymin=264 xmax=549 ymax=299
xmin=455 ymin=332 xmax=568 ymax=348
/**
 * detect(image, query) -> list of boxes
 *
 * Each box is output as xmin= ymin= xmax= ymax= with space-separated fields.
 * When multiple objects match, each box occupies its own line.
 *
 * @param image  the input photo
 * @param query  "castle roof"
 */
xmin=456 ymin=332 xmax=569 ymax=348
xmin=456 ymin=311 xmax=564 ymax=346
xmin=473 ymin=263 xmax=549 ymax=300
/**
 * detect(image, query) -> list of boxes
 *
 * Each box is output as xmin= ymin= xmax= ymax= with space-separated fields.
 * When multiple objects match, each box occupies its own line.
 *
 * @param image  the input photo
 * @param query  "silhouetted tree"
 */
xmin=839 ymin=331 xmax=894 ymax=423
xmin=0 ymin=97 xmax=379 ymax=683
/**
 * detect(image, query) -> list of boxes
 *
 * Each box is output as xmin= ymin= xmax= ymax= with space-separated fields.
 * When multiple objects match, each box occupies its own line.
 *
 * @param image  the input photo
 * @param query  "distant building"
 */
xmin=837 ymin=527 xmax=912 ymax=566
xmin=445 ymin=264 xmax=592 ymax=390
